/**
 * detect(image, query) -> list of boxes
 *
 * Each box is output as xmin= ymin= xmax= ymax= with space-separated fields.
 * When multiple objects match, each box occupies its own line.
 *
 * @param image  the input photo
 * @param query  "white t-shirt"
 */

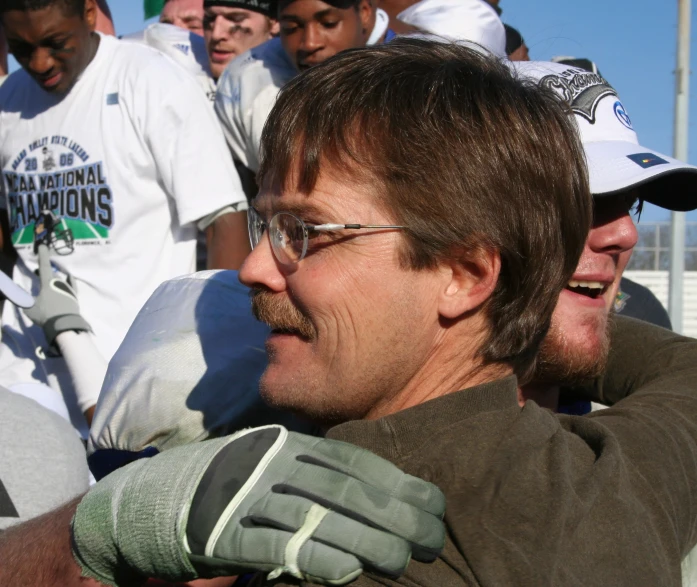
xmin=215 ymin=10 xmax=391 ymax=173
xmin=121 ymin=23 xmax=217 ymax=103
xmin=215 ymin=37 xmax=296 ymax=173
xmin=0 ymin=34 xmax=246 ymax=406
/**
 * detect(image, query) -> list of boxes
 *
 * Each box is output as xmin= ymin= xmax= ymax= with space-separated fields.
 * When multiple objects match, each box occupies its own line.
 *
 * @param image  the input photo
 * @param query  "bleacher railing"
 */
xmin=629 ymin=221 xmax=697 ymax=271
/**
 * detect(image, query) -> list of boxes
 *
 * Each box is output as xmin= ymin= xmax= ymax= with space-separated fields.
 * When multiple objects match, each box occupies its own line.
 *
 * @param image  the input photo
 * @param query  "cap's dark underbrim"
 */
xmin=595 ymin=168 xmax=697 ymax=212
xmin=586 ymin=140 xmax=697 ymax=212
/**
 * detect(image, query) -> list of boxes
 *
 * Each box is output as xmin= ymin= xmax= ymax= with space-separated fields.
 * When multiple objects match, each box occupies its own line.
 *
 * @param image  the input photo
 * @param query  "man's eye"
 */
xmin=320 ymin=20 xmax=340 ymax=28
xmin=281 ymin=23 xmax=299 ymax=33
xmin=46 ymin=37 xmax=71 ymax=52
xmin=203 ymin=16 xmax=214 ymax=29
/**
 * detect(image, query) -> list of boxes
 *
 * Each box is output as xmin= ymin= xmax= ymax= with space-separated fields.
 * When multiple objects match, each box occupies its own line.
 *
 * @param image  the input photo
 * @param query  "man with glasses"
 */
xmin=234 ymin=39 xmax=697 ymax=585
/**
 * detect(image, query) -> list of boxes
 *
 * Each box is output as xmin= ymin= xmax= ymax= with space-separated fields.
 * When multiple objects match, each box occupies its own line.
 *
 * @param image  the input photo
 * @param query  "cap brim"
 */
xmin=0 ymin=272 xmax=34 ymax=309
xmin=585 ymin=141 xmax=697 ymax=211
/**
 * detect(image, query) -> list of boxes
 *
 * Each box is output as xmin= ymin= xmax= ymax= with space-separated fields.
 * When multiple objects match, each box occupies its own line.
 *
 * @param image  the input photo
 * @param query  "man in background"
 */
xmin=160 ymin=0 xmax=205 ymax=36
xmin=203 ymin=0 xmax=279 ymax=80
xmin=513 ymin=60 xmax=697 ymax=409
xmin=215 ymin=0 xmax=392 ymax=197
xmin=504 ymin=23 xmax=528 ymax=60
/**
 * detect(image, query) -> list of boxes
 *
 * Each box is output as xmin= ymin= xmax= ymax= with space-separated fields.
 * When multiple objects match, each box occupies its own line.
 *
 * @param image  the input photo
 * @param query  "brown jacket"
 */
xmin=258 ymin=316 xmax=697 ymax=586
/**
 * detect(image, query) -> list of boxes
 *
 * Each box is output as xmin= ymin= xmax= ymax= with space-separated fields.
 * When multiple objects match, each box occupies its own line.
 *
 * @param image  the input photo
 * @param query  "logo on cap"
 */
xmin=627 ymin=153 xmax=669 ymax=169
xmin=613 ymin=101 xmax=633 ymax=129
xmin=539 ymin=69 xmax=616 ymax=124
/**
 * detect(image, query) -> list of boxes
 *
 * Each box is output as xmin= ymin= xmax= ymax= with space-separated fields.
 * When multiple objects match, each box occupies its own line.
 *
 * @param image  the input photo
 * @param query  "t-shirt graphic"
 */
xmin=4 ymin=136 xmax=114 ymax=250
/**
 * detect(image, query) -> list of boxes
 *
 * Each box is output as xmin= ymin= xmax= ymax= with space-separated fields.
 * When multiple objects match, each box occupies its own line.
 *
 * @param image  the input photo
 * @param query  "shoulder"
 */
xmin=120 ymin=23 xmax=212 ymax=80
xmin=0 ymin=387 xmax=89 ymax=530
xmin=218 ymin=38 xmax=294 ymax=100
xmin=103 ymin=34 xmax=194 ymax=85
xmin=0 ymin=68 xmax=34 ymax=106
xmin=617 ymin=277 xmax=672 ymax=330
xmin=104 ymin=34 xmax=210 ymax=107
xmin=0 ymin=387 xmax=82 ymax=448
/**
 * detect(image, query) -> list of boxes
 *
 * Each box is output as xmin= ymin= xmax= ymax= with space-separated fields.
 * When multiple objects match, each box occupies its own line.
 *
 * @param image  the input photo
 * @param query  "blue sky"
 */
xmin=12 ymin=1 xmax=696 ymax=221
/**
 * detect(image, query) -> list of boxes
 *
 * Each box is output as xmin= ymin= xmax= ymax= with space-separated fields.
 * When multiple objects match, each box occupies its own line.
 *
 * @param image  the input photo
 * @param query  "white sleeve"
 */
xmin=215 ymin=63 xmax=281 ymax=173
xmin=55 ymin=331 xmax=107 ymax=413
xmin=135 ymin=54 xmax=246 ymax=226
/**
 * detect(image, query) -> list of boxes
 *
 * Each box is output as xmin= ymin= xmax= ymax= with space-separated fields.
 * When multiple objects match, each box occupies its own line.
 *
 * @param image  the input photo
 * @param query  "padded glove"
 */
xmin=72 ymin=425 xmax=446 ymax=586
xmin=24 ymin=243 xmax=90 ymax=353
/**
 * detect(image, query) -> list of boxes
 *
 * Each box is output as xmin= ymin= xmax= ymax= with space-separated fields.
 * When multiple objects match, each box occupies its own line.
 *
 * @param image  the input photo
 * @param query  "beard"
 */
xmin=250 ymin=288 xmax=316 ymax=340
xmin=534 ymin=311 xmax=611 ymax=386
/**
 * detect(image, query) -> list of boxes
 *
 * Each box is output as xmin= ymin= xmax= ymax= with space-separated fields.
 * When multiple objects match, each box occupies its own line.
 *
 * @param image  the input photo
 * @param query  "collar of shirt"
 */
xmin=326 ymin=374 xmax=518 ymax=462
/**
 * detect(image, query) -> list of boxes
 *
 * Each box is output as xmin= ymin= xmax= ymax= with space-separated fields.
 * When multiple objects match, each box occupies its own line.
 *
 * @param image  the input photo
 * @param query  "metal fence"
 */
xmin=628 ymin=221 xmax=697 ymax=271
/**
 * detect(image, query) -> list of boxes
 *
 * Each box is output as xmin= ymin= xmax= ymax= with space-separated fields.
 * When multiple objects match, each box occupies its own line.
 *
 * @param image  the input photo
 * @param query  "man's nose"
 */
xmin=299 ymin=23 xmax=324 ymax=53
xmin=239 ymin=230 xmax=287 ymax=293
xmin=27 ymin=48 xmax=55 ymax=76
xmin=587 ymin=211 xmax=638 ymax=254
xmin=211 ymin=15 xmax=230 ymax=40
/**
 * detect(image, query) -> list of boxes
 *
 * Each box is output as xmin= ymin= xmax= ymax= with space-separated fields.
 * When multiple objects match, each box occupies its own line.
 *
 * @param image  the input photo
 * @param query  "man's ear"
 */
xmin=437 ymin=248 xmax=500 ymax=320
xmin=358 ymin=0 xmax=373 ymax=36
xmin=269 ymin=18 xmax=280 ymax=36
xmin=84 ymin=0 xmax=98 ymax=31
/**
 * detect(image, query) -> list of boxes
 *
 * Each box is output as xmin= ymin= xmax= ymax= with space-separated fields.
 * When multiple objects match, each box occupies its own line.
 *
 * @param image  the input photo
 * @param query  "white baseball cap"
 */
xmin=0 ymin=271 xmax=34 ymax=309
xmin=512 ymin=61 xmax=697 ymax=211
xmin=398 ymin=0 xmax=507 ymax=58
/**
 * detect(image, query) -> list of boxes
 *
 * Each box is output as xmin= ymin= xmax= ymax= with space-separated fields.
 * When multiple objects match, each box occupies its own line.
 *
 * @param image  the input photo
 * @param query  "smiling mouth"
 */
xmin=565 ymin=280 xmax=610 ymax=300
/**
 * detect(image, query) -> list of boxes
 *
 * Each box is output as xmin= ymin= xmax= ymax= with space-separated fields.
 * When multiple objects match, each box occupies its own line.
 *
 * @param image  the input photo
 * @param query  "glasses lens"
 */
xmin=269 ymin=213 xmax=307 ymax=264
xmin=248 ymin=208 xmax=265 ymax=249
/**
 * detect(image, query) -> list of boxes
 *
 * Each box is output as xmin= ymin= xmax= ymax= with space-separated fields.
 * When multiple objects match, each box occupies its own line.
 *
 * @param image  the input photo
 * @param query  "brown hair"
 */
xmin=258 ymin=38 xmax=592 ymax=382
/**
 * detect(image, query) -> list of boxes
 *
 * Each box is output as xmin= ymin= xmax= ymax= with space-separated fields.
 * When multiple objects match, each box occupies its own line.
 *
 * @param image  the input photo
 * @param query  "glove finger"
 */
xmin=279 ymin=461 xmax=445 ymax=561
xmin=201 ymin=526 xmax=364 ymax=585
xmin=36 ymin=243 xmax=54 ymax=290
xmin=248 ymin=492 xmax=411 ymax=576
xmin=291 ymin=433 xmax=445 ymax=517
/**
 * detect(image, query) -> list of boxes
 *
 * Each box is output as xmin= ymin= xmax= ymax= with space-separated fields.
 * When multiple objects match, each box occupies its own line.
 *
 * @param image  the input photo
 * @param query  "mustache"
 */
xmin=251 ymin=289 xmax=316 ymax=339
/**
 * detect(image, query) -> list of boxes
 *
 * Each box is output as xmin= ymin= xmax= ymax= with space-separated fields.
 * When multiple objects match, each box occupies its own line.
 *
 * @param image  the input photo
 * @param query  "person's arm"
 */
xmin=205 ymin=210 xmax=251 ymax=270
xmin=24 ymin=244 xmax=104 ymax=422
xmin=0 ymin=499 xmax=108 ymax=587
xmin=567 ymin=315 xmax=697 ymax=406
xmin=136 ymin=56 xmax=248 ymax=267
xmin=563 ymin=315 xmax=697 ymax=554
xmin=56 ymin=330 xmax=107 ymax=426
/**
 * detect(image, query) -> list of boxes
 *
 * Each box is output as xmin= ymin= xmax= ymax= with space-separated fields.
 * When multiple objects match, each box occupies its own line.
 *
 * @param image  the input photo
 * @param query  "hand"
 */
xmin=24 ymin=243 xmax=90 ymax=351
xmin=72 ymin=425 xmax=446 ymax=586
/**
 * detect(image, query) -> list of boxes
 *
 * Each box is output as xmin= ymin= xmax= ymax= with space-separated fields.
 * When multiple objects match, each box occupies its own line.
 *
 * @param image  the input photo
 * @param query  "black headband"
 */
xmin=204 ymin=0 xmax=274 ymax=18
xmin=278 ymin=0 xmax=358 ymax=11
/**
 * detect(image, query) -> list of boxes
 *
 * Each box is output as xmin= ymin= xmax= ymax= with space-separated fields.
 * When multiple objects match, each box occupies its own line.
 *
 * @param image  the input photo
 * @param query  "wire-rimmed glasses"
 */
xmin=248 ymin=208 xmax=406 ymax=266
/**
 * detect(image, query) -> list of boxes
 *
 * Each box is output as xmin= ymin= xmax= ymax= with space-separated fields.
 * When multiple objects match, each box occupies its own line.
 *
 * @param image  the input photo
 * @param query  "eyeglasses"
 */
xmin=248 ymin=208 xmax=406 ymax=266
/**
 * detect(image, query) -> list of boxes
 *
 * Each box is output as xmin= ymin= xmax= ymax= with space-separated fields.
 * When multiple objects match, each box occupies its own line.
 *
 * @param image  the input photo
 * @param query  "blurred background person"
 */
xmin=204 ymin=0 xmax=279 ymax=81
xmin=160 ymin=0 xmax=204 ymax=36
xmin=505 ymin=23 xmax=528 ymax=60
xmin=95 ymin=0 xmax=115 ymax=34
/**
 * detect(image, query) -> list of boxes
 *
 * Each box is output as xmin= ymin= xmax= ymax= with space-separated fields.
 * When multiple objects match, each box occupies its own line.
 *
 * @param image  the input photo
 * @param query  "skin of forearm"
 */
xmin=205 ymin=211 xmax=251 ymax=271
xmin=0 ymin=497 xmax=105 ymax=587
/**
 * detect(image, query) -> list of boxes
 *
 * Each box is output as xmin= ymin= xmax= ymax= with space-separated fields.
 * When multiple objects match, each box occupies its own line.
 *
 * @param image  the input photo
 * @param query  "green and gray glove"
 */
xmin=72 ymin=425 xmax=445 ymax=586
xmin=24 ymin=243 xmax=90 ymax=354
